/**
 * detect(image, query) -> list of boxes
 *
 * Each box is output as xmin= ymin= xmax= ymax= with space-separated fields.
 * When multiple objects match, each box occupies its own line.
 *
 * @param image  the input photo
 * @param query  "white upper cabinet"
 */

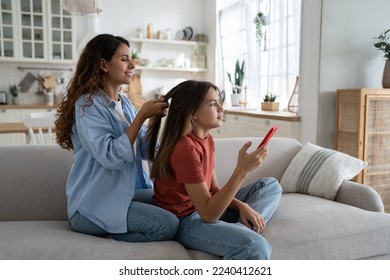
xmin=0 ymin=0 xmax=18 ymax=60
xmin=0 ymin=0 xmax=75 ymax=62
xmin=46 ymin=0 xmax=75 ymax=62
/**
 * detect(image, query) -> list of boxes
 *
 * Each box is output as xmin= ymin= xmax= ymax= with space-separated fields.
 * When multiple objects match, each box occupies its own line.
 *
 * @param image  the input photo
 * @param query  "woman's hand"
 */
xmin=138 ymin=97 xmax=168 ymax=120
xmin=237 ymin=202 xmax=266 ymax=234
xmin=127 ymin=97 xmax=168 ymax=145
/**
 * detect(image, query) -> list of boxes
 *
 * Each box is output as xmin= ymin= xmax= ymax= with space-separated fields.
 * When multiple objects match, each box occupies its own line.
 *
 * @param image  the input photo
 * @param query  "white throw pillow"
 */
xmin=280 ymin=142 xmax=367 ymax=200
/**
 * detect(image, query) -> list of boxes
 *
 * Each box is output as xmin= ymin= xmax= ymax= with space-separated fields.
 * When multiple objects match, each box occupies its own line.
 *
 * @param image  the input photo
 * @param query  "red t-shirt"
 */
xmin=153 ymin=132 xmax=215 ymax=217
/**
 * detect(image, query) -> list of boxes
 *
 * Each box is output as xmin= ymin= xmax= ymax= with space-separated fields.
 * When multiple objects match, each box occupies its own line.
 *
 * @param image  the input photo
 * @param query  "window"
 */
xmin=217 ymin=0 xmax=301 ymax=110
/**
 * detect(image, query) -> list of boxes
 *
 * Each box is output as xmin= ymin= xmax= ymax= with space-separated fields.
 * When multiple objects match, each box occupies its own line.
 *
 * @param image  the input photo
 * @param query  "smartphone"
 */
xmin=257 ymin=125 xmax=279 ymax=149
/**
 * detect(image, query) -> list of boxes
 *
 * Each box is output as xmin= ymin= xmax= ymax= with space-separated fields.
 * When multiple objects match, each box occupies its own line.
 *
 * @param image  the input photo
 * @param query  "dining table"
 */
xmin=0 ymin=122 xmax=54 ymax=134
xmin=0 ymin=122 xmax=30 ymax=134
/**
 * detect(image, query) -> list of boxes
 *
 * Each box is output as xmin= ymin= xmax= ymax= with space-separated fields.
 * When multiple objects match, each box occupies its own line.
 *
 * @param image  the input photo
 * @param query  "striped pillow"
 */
xmin=280 ymin=142 xmax=367 ymax=200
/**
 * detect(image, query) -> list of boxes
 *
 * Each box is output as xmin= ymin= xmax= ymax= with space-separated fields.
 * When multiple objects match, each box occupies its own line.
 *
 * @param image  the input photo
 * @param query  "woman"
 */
xmin=55 ymin=34 xmax=178 ymax=242
xmin=147 ymin=80 xmax=282 ymax=259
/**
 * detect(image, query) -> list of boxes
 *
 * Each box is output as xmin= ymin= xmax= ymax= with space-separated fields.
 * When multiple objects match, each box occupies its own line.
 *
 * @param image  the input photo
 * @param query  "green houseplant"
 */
xmin=262 ymin=92 xmax=277 ymax=102
xmin=373 ymin=29 xmax=390 ymax=88
xmin=253 ymin=12 xmax=265 ymax=46
xmin=261 ymin=92 xmax=279 ymax=111
xmin=131 ymin=49 xmax=142 ymax=65
xmin=374 ymin=29 xmax=390 ymax=60
xmin=9 ymin=84 xmax=20 ymax=105
xmin=9 ymin=84 xmax=18 ymax=98
xmin=227 ymin=59 xmax=245 ymax=94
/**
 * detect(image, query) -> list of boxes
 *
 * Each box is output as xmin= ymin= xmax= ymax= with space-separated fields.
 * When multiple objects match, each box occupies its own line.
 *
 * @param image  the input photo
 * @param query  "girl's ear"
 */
xmin=192 ymin=112 xmax=198 ymax=120
xmin=100 ymin=58 xmax=108 ymax=72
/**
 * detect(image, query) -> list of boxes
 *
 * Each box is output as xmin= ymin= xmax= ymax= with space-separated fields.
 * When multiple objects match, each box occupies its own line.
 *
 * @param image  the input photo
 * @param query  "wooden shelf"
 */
xmin=130 ymin=37 xmax=206 ymax=46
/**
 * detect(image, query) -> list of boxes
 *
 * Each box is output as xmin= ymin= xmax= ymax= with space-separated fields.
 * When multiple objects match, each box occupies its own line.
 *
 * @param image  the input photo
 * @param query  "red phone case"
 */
xmin=257 ymin=125 xmax=279 ymax=149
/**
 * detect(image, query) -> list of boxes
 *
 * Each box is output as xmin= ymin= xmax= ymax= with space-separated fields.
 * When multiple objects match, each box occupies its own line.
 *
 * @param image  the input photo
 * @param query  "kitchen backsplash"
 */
xmin=0 ymin=61 xmax=73 ymax=105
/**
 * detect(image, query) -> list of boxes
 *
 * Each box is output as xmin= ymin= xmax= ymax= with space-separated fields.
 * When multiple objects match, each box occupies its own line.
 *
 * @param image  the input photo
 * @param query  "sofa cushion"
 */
xmin=280 ymin=142 xmax=367 ymax=200
xmin=263 ymin=193 xmax=390 ymax=259
xmin=214 ymin=137 xmax=302 ymax=186
xmin=0 ymin=221 xmax=193 ymax=260
xmin=0 ymin=145 xmax=72 ymax=221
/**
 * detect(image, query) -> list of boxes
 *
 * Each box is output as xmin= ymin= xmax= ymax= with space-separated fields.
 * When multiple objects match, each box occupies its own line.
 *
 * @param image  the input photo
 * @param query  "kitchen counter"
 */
xmin=0 ymin=122 xmax=29 ymax=134
xmin=224 ymin=108 xmax=301 ymax=122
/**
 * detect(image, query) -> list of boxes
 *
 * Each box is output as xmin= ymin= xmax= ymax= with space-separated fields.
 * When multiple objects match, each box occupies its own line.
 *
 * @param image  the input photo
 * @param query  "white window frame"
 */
xmin=217 ymin=0 xmax=301 ymax=110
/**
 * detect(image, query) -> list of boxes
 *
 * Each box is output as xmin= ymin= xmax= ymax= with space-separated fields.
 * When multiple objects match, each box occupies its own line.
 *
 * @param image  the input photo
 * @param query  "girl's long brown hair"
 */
xmin=55 ymin=34 xmax=129 ymax=150
xmin=147 ymin=80 xmax=219 ymax=179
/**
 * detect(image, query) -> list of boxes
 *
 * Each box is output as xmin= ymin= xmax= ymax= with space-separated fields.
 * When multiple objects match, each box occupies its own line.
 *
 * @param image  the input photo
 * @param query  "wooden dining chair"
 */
xmin=23 ymin=111 xmax=56 ymax=144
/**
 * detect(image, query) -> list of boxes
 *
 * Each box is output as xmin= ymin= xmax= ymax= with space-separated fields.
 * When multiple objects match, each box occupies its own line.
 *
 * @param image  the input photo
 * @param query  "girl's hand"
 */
xmin=235 ymin=141 xmax=268 ymax=174
xmin=238 ymin=202 xmax=266 ymax=234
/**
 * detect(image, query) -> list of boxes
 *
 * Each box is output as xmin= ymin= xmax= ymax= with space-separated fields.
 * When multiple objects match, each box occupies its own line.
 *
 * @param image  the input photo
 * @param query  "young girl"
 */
xmin=147 ymin=80 xmax=282 ymax=259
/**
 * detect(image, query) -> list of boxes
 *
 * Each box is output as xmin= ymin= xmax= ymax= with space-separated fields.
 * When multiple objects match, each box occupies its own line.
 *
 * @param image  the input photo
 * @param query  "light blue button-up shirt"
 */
xmin=66 ymin=91 xmax=153 ymax=233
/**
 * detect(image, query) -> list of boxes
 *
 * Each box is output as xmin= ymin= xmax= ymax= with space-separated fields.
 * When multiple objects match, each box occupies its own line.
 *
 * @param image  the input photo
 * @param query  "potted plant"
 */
xmin=9 ymin=84 xmax=20 ymax=105
xmin=253 ymin=12 xmax=265 ymax=46
xmin=373 ymin=29 xmax=390 ymax=88
xmin=261 ymin=92 xmax=279 ymax=111
xmin=227 ymin=59 xmax=245 ymax=106
xmin=131 ymin=49 xmax=142 ymax=65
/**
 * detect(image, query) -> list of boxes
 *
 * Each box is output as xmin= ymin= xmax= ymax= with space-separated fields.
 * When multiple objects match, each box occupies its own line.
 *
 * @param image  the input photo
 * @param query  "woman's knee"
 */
xmin=69 ymin=212 xmax=108 ymax=236
xmin=126 ymin=202 xmax=179 ymax=241
xmin=159 ymin=210 xmax=179 ymax=240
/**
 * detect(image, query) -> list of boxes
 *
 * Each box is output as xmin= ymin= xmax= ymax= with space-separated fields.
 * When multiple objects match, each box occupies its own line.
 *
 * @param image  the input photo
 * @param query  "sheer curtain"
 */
xmin=217 ymin=0 xmax=301 ymax=110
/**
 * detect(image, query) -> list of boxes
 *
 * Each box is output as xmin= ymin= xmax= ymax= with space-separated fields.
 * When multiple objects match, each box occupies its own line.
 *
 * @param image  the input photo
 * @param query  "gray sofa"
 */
xmin=1 ymin=137 xmax=390 ymax=260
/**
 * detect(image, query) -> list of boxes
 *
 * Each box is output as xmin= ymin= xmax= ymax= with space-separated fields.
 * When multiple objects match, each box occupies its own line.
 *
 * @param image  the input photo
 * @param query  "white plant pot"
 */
xmin=12 ymin=96 xmax=21 ymax=105
xmin=231 ymin=94 xmax=242 ymax=106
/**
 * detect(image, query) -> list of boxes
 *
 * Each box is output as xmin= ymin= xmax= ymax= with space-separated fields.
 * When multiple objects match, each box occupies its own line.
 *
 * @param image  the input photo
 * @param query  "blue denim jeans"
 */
xmin=69 ymin=189 xmax=179 ymax=242
xmin=176 ymin=177 xmax=282 ymax=259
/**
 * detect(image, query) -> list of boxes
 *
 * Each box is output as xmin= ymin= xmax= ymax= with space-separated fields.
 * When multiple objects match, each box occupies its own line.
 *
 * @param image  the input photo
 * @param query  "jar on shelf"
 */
xmin=157 ymin=31 xmax=163 ymax=40
xmin=146 ymin=23 xmax=153 ymax=39
xmin=136 ymin=28 xmax=143 ymax=38
xmin=165 ymin=28 xmax=171 ymax=40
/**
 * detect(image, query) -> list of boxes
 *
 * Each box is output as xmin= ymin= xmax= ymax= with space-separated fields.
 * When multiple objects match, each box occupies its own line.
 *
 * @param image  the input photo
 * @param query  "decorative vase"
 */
xmin=231 ymin=93 xmax=242 ymax=106
xmin=382 ymin=60 xmax=390 ymax=88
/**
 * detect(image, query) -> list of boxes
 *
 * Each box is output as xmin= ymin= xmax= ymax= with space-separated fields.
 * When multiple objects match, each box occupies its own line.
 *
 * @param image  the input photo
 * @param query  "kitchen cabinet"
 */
xmin=336 ymin=88 xmax=390 ymax=213
xmin=0 ymin=0 xmax=76 ymax=62
xmin=211 ymin=110 xmax=301 ymax=140
xmin=0 ymin=0 xmax=18 ymax=60
xmin=129 ymin=38 xmax=207 ymax=73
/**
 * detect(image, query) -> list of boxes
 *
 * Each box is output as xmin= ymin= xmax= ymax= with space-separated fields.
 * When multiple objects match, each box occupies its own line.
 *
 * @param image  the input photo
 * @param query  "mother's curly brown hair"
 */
xmin=55 ymin=34 xmax=129 ymax=150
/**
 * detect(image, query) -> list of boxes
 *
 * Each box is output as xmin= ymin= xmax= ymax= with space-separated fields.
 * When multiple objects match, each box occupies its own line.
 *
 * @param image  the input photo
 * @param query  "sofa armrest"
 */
xmin=334 ymin=180 xmax=384 ymax=213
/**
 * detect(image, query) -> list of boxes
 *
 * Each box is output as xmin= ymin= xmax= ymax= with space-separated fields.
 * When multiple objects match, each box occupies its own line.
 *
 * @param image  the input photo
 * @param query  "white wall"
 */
xmin=315 ymin=0 xmax=390 ymax=148
xmin=93 ymin=0 xmax=211 ymax=100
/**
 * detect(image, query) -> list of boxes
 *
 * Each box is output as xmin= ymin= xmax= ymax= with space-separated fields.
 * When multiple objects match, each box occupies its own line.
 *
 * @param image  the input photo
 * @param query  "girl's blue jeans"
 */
xmin=69 ymin=189 xmax=179 ymax=242
xmin=176 ymin=177 xmax=282 ymax=260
